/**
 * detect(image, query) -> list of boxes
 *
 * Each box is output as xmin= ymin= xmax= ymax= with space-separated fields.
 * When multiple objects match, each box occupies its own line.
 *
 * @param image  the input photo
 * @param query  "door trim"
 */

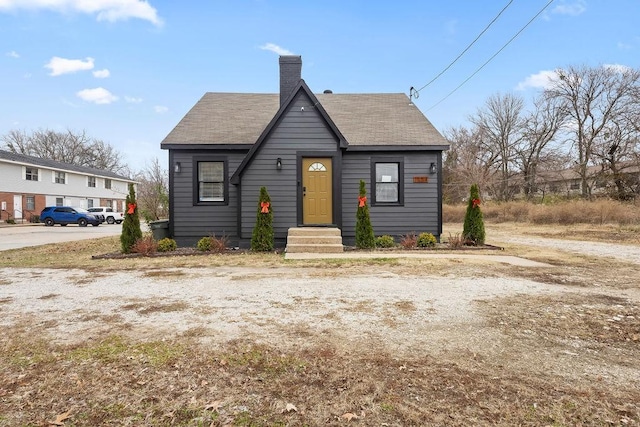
xmin=296 ymin=151 xmax=342 ymax=228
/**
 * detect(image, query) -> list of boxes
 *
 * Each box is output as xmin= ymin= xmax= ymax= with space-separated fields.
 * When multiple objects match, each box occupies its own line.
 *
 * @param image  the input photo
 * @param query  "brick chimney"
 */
xmin=279 ymin=55 xmax=302 ymax=107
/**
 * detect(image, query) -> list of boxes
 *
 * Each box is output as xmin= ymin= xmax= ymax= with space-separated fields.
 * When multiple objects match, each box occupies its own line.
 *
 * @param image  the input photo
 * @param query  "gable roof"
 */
xmin=161 ymin=91 xmax=448 ymax=148
xmin=230 ymin=80 xmax=347 ymax=184
xmin=0 ymin=149 xmax=133 ymax=181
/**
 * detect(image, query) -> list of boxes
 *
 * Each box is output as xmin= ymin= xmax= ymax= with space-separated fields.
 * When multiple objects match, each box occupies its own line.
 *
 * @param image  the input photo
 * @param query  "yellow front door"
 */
xmin=302 ymin=158 xmax=332 ymax=224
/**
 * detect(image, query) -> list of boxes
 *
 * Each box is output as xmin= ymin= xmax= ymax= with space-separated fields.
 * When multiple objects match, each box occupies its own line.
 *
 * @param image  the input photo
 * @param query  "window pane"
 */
xmin=199 ymin=162 xmax=223 ymax=181
xmin=200 ymin=183 xmax=224 ymax=201
xmin=26 ymin=196 xmax=35 ymax=210
xmin=376 ymin=183 xmax=398 ymax=202
xmin=376 ymin=163 xmax=398 ymax=183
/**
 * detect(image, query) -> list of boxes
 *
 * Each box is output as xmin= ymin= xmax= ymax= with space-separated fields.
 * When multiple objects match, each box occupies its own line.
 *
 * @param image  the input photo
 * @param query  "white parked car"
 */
xmin=87 ymin=207 xmax=124 ymax=224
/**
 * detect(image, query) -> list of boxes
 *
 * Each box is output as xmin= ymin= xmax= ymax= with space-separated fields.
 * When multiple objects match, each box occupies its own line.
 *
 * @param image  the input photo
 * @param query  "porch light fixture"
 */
xmin=174 ymin=162 xmax=181 ymax=173
xmin=276 ymin=158 xmax=282 ymax=170
xmin=430 ymin=162 xmax=437 ymax=174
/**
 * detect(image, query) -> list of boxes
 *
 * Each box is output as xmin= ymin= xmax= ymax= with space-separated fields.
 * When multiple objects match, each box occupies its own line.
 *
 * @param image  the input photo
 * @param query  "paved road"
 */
xmin=0 ymin=223 xmax=124 ymax=251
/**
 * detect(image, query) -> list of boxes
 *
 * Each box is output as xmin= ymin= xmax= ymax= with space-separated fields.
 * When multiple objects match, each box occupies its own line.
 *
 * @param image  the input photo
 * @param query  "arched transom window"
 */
xmin=308 ymin=162 xmax=327 ymax=172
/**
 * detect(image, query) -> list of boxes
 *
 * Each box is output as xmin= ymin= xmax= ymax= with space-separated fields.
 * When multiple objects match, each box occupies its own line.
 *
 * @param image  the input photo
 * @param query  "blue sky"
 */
xmin=1 ymin=0 xmax=639 ymax=171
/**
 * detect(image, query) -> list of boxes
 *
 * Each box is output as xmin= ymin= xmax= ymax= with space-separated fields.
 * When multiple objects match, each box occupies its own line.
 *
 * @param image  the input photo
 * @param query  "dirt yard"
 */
xmin=1 ymin=223 xmax=639 ymax=426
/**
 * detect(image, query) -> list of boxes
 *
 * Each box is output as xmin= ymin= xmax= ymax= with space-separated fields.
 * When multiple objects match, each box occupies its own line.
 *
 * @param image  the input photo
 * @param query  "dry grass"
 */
xmin=2 ymin=222 xmax=640 ymax=425
xmin=1 ymin=329 xmax=639 ymax=426
xmin=444 ymin=199 xmax=640 ymax=226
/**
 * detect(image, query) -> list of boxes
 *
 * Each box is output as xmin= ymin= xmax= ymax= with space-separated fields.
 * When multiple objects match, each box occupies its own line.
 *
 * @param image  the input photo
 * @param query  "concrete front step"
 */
xmin=286 ymin=243 xmax=345 ymax=253
xmin=287 ymin=227 xmax=342 ymax=237
xmin=286 ymin=227 xmax=344 ymax=253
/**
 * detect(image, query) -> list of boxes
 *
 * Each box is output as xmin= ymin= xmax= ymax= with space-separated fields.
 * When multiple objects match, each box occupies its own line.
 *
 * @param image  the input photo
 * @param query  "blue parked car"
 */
xmin=40 ymin=206 xmax=102 ymax=227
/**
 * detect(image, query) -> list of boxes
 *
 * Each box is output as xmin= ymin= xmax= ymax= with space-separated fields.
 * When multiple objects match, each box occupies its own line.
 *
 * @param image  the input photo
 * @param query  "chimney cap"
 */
xmin=323 ymin=89 xmax=333 ymax=94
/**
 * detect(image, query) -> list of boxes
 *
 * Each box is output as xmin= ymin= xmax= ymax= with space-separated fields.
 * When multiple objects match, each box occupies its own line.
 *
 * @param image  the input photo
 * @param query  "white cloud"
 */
xmin=516 ymin=70 xmax=559 ymax=91
xmin=6 ymin=50 xmax=19 ymax=58
xmin=76 ymin=87 xmax=118 ymax=104
xmin=125 ymin=96 xmax=143 ymax=103
xmin=0 ymin=0 xmax=162 ymax=26
xmin=45 ymin=56 xmax=94 ymax=76
xmin=154 ymin=105 xmax=168 ymax=113
xmin=552 ymin=0 xmax=586 ymax=16
xmin=93 ymin=68 xmax=110 ymax=78
xmin=617 ymin=42 xmax=633 ymax=51
xmin=259 ymin=43 xmax=294 ymax=56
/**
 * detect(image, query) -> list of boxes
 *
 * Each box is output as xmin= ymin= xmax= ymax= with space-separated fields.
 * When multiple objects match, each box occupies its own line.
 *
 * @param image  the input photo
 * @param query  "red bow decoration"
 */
xmin=472 ymin=198 xmax=481 ymax=208
xmin=260 ymin=201 xmax=270 ymax=214
xmin=127 ymin=203 xmax=136 ymax=214
xmin=358 ymin=196 xmax=367 ymax=208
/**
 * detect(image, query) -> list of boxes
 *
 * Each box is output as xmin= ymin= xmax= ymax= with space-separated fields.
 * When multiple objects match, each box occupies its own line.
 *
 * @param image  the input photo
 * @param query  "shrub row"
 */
xmin=444 ymin=199 xmax=640 ymax=225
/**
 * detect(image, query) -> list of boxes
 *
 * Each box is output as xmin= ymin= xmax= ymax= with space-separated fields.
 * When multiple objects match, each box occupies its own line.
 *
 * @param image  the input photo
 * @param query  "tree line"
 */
xmin=1 ymin=128 xmax=168 ymax=221
xmin=444 ymin=64 xmax=640 ymax=202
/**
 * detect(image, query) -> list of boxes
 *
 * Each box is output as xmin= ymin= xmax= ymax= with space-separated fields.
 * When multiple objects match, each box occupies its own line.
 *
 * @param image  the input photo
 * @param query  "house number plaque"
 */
xmin=413 ymin=176 xmax=429 ymax=183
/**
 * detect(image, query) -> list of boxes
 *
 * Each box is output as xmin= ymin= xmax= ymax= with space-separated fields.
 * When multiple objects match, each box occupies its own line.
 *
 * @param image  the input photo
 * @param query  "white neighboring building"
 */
xmin=0 ymin=149 xmax=136 ymax=223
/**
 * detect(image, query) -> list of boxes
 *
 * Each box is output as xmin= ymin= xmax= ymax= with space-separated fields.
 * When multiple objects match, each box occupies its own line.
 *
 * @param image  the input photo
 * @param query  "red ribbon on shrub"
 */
xmin=472 ymin=198 xmax=481 ymax=208
xmin=260 ymin=201 xmax=270 ymax=213
xmin=127 ymin=203 xmax=136 ymax=214
xmin=358 ymin=196 xmax=367 ymax=208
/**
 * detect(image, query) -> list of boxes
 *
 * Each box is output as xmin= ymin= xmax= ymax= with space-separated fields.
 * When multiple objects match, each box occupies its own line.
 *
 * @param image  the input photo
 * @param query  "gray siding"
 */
xmin=341 ymin=151 xmax=441 ymax=243
xmin=240 ymin=91 xmax=339 ymax=239
xmin=171 ymin=149 xmax=247 ymax=247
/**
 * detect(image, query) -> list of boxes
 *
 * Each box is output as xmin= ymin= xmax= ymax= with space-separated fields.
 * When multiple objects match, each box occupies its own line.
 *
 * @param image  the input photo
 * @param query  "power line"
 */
xmin=426 ymin=0 xmax=555 ymax=112
xmin=415 ymin=0 xmax=514 ymax=94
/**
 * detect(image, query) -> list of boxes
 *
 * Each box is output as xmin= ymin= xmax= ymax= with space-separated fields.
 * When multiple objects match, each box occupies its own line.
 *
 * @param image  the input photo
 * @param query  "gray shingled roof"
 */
xmin=0 ymin=149 xmax=133 ymax=181
xmin=161 ymin=92 xmax=448 ymax=147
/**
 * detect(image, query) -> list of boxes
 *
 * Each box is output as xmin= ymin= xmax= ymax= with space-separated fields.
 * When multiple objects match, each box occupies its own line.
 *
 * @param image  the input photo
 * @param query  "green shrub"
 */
xmin=417 ymin=232 xmax=437 ymax=248
xmin=251 ymin=186 xmax=274 ymax=252
xmin=120 ymin=183 xmax=143 ymax=253
xmin=355 ymin=180 xmax=375 ymax=249
xmin=30 ymin=215 xmax=40 ymax=223
xmin=196 ymin=235 xmax=228 ymax=253
xmin=5 ymin=219 xmax=16 ymax=225
xmin=462 ymin=184 xmax=486 ymax=245
xmin=157 ymin=238 xmax=177 ymax=252
xmin=375 ymin=235 xmax=396 ymax=248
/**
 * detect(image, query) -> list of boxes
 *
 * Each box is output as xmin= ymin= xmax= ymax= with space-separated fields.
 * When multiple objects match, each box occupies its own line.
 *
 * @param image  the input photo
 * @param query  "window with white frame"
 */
xmin=88 ymin=176 xmax=96 ymax=187
xmin=87 ymin=199 xmax=94 ymax=208
xmin=104 ymin=179 xmax=112 ymax=189
xmin=25 ymin=167 xmax=39 ymax=181
xmin=54 ymin=171 xmax=65 ymax=184
xmin=26 ymin=196 xmax=35 ymax=210
xmin=55 ymin=197 xmax=63 ymax=206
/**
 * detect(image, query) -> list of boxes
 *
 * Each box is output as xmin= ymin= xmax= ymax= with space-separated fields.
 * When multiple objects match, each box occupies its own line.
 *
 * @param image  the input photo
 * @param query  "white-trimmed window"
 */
xmin=104 ymin=179 xmax=112 ymax=189
xmin=25 ymin=167 xmax=39 ymax=181
xmin=88 ymin=176 xmax=96 ymax=188
xmin=54 ymin=171 xmax=66 ymax=184
xmin=55 ymin=197 xmax=63 ymax=206
xmin=26 ymin=196 xmax=35 ymax=210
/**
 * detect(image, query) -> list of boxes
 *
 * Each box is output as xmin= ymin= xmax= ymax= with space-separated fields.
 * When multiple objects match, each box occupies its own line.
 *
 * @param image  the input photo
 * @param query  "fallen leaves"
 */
xmin=48 ymin=410 xmax=71 ymax=426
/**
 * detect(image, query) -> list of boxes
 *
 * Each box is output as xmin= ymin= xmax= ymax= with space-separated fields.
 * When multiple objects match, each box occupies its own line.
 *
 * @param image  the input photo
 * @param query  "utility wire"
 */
xmin=426 ymin=0 xmax=555 ymax=112
xmin=415 ymin=0 xmax=514 ymax=94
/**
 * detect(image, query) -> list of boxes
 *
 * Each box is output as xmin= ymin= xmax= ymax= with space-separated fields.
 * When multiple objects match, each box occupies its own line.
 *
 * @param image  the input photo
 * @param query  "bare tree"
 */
xmin=469 ymin=93 xmax=525 ymax=201
xmin=515 ymin=95 xmax=567 ymax=199
xmin=443 ymin=125 xmax=496 ymax=202
xmin=135 ymin=158 xmax=169 ymax=223
xmin=545 ymin=65 xmax=640 ymax=198
xmin=1 ymin=128 xmax=128 ymax=174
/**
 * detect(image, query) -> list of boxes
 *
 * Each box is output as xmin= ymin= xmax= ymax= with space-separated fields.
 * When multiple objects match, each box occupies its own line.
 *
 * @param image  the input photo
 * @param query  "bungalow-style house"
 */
xmin=0 ymin=149 xmax=135 ymax=223
xmin=161 ymin=56 xmax=449 ymax=249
